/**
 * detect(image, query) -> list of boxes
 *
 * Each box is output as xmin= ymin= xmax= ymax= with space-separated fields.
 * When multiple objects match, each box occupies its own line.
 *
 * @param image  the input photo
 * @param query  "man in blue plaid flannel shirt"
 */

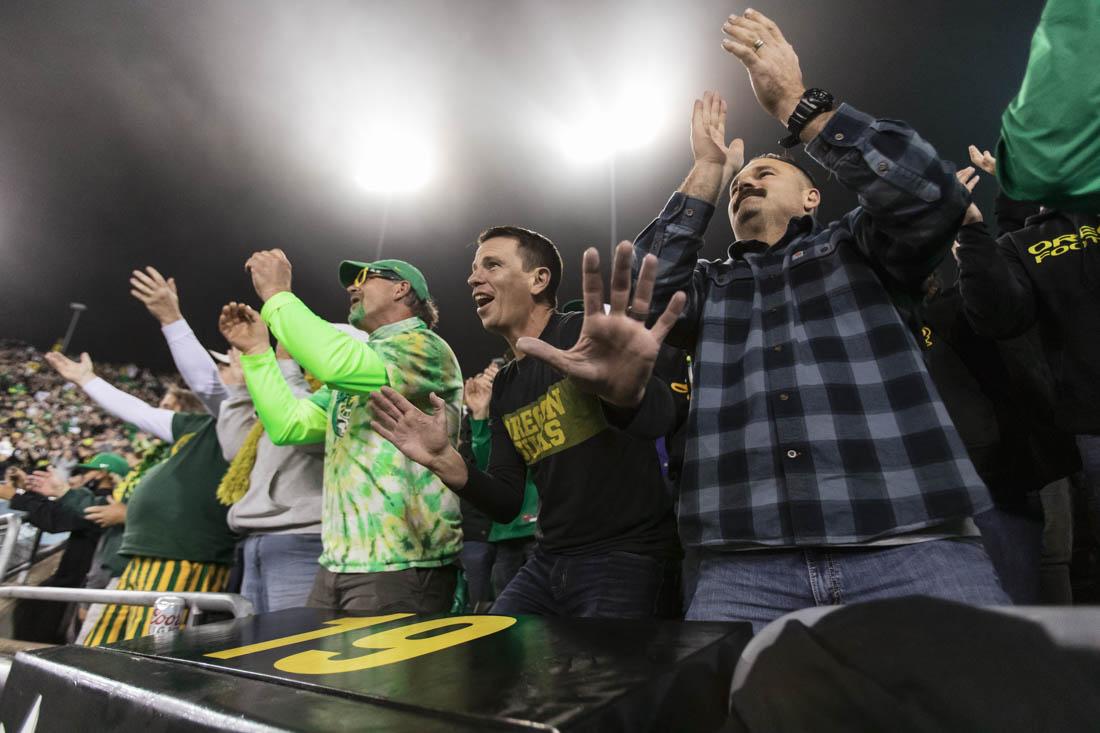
xmin=618 ymin=10 xmax=1008 ymax=629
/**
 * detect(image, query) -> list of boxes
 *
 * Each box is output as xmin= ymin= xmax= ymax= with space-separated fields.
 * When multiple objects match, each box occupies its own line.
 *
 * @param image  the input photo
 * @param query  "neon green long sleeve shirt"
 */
xmin=997 ymin=0 xmax=1100 ymax=212
xmin=240 ymin=291 xmax=464 ymax=573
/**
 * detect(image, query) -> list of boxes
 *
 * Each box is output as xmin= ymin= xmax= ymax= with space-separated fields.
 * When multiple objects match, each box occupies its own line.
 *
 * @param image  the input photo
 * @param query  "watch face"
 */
xmin=806 ymin=88 xmax=834 ymax=106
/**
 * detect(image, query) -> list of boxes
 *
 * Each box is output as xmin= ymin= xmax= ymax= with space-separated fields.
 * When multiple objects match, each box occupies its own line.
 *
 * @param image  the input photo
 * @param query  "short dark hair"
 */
xmin=745 ymin=153 xmax=819 ymax=190
xmin=476 ymin=225 xmax=562 ymax=308
xmin=402 ymin=290 xmax=440 ymax=330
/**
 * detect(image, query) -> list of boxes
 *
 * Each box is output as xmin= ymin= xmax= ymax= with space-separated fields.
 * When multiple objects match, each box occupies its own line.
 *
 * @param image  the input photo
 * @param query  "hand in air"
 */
xmin=130 ymin=266 xmax=182 ymax=325
xmin=516 ymin=242 xmax=686 ymax=408
xmin=244 ymin=249 xmax=293 ymax=302
xmin=218 ymin=302 xmax=270 ymax=356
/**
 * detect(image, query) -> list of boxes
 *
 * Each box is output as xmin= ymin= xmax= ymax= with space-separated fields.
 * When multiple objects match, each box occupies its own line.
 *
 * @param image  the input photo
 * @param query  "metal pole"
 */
xmin=0 ymin=513 xmax=23 ymax=582
xmin=60 ymin=303 xmax=87 ymax=354
xmin=0 ymin=586 xmax=255 ymax=619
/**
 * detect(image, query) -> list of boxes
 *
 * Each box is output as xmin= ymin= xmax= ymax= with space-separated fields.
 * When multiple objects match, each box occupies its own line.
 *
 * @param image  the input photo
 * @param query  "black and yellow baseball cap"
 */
xmin=339 ymin=259 xmax=431 ymax=301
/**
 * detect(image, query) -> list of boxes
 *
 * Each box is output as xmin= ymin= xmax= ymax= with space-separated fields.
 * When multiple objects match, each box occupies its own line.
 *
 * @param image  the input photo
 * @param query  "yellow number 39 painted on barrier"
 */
xmin=206 ymin=614 xmax=516 ymax=675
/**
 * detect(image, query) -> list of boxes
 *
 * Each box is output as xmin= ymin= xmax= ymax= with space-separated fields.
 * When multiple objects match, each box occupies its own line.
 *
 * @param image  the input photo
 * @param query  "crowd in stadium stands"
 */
xmin=1 ymin=3 xmax=1098 ymax=646
xmin=0 ymin=340 xmax=167 ymax=474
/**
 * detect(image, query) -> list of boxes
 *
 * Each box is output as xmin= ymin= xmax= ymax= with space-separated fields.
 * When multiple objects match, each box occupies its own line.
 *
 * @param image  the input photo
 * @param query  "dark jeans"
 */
xmin=975 ymin=508 xmax=1043 ymax=605
xmin=459 ymin=541 xmax=496 ymax=606
xmin=491 ymin=537 xmax=535 ymax=598
xmin=491 ymin=547 xmax=681 ymax=619
xmin=307 ymin=565 xmax=457 ymax=614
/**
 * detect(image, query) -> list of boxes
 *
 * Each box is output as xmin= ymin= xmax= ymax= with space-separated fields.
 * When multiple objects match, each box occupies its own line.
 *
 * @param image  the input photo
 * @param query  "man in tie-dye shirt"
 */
xmin=221 ymin=249 xmax=463 ymax=613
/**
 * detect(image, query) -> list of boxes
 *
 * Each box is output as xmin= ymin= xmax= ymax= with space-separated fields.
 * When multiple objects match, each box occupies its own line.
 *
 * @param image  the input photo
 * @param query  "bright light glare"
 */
xmin=555 ymin=83 xmax=664 ymax=165
xmin=353 ymin=125 xmax=434 ymax=193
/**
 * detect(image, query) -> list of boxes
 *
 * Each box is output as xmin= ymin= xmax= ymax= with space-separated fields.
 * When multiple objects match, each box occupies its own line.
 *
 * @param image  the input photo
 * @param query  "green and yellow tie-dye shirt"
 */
xmin=240 ymin=291 xmax=463 ymax=573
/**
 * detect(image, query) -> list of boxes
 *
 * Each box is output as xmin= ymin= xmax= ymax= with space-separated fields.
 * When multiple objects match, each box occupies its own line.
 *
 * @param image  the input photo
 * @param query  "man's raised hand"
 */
xmin=27 ymin=468 xmax=67 ymax=498
xmin=721 ymin=9 xmax=807 ymax=125
xmin=692 ymin=90 xmax=745 ymax=185
xmin=130 ymin=266 xmax=182 ymax=326
xmin=218 ymin=302 xmax=270 ymax=355
xmin=43 ymin=351 xmax=96 ymax=387
xmin=369 ymin=388 xmax=455 ymax=471
xmin=517 ymin=242 xmax=686 ymax=408
xmin=956 ymin=166 xmax=984 ymax=226
xmin=245 ymin=249 xmax=293 ymax=303
xmin=968 ymin=145 xmax=997 ymax=176
xmin=464 ymin=364 xmax=498 ymax=420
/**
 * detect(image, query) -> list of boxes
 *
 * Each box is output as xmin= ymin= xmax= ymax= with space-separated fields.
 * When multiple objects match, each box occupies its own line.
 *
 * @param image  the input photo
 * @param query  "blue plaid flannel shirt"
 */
xmin=634 ymin=104 xmax=992 ymax=548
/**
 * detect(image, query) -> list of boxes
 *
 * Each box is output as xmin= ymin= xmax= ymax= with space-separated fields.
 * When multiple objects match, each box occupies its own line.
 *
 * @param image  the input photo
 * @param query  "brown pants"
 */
xmin=307 ymin=565 xmax=457 ymax=614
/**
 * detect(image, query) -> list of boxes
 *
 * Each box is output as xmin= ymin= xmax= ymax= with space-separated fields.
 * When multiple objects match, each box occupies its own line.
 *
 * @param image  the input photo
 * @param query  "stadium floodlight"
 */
xmin=555 ymin=83 xmax=664 ymax=165
xmin=353 ymin=124 xmax=435 ymax=193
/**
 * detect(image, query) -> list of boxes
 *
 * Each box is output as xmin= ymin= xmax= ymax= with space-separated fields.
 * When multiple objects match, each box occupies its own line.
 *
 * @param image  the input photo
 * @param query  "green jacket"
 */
xmin=998 ymin=0 xmax=1100 ymax=212
xmin=240 ymin=292 xmax=463 ymax=573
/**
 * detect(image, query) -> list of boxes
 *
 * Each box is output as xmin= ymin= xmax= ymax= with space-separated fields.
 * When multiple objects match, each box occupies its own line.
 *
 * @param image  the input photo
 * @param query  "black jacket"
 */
xmin=905 ymin=286 xmax=1080 ymax=506
xmin=956 ymin=210 xmax=1100 ymax=434
xmin=9 ymin=483 xmax=108 ymax=644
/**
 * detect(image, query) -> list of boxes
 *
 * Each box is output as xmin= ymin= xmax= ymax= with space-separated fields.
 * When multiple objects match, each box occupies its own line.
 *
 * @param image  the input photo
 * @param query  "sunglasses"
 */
xmin=352 ymin=267 xmax=400 ymax=287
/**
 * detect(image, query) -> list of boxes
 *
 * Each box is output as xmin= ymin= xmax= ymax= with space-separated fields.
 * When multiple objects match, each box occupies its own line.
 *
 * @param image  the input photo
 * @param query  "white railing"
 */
xmin=0 ymin=586 xmax=254 ymax=622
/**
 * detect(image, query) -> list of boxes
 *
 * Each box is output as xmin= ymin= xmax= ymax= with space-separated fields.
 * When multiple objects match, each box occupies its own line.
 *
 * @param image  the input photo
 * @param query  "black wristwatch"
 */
xmin=779 ymin=88 xmax=835 ymax=148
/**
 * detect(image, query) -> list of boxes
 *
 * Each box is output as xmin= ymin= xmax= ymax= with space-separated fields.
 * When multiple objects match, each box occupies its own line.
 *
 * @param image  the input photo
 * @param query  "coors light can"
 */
xmin=149 ymin=595 xmax=186 ymax=635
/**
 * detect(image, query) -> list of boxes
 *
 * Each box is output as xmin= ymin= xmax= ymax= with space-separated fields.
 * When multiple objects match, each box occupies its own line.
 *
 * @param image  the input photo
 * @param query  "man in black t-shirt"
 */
xmin=370 ymin=227 xmax=687 ymax=618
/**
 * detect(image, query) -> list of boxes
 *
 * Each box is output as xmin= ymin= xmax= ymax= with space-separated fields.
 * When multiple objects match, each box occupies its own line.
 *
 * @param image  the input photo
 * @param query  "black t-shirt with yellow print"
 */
xmin=120 ymin=412 xmax=236 ymax=565
xmin=462 ymin=312 xmax=680 ymax=558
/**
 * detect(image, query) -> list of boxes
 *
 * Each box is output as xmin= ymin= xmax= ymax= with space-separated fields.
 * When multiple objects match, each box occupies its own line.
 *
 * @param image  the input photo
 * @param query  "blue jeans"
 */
xmin=974 ymin=508 xmax=1043 ymax=604
xmin=1075 ymin=434 xmax=1100 ymax=541
xmin=490 ymin=537 xmax=535 ymax=597
xmin=240 ymin=533 xmax=323 ymax=614
xmin=492 ymin=548 xmax=681 ymax=619
xmin=686 ymin=538 xmax=1009 ymax=632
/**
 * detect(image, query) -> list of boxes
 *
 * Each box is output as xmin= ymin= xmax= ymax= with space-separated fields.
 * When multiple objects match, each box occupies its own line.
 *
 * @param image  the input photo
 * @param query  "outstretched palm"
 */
xmin=517 ymin=242 xmax=686 ymax=407
xmin=369 ymin=389 xmax=452 ymax=468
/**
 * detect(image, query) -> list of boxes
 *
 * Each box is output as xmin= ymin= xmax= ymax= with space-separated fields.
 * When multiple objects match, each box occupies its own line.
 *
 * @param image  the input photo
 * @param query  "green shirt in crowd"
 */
xmin=998 ymin=0 xmax=1100 ymax=212
xmin=119 ymin=413 xmax=236 ymax=565
xmin=469 ymin=418 xmax=539 ymax=542
xmin=240 ymin=291 xmax=463 ymax=574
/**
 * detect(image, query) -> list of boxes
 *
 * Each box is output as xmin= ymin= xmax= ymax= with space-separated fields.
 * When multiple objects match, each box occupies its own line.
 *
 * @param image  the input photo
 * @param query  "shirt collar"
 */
xmin=728 ymin=215 xmax=816 ymax=259
xmin=369 ymin=316 xmax=425 ymax=340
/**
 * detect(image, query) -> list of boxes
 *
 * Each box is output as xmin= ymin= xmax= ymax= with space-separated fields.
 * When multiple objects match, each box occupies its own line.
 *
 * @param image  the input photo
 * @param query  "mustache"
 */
xmin=734 ymin=187 xmax=767 ymax=211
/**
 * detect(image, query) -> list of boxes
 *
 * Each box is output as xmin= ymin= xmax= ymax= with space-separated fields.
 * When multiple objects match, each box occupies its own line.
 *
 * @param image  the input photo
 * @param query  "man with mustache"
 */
xmin=542 ymin=10 xmax=1008 ymax=629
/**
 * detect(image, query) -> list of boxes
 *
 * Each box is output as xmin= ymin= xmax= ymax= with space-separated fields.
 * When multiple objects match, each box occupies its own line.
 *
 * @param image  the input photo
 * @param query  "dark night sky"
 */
xmin=0 ymin=0 xmax=1044 ymax=378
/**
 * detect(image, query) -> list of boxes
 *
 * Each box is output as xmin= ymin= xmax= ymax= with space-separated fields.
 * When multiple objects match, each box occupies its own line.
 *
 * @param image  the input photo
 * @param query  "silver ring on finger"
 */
xmin=753 ymin=38 xmax=766 ymax=52
xmin=627 ymin=309 xmax=650 ymax=322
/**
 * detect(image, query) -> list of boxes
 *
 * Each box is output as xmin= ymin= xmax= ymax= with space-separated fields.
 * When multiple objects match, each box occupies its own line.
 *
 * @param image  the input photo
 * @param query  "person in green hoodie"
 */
xmin=220 ymin=249 xmax=463 ymax=613
xmin=997 ymin=0 xmax=1100 ymax=212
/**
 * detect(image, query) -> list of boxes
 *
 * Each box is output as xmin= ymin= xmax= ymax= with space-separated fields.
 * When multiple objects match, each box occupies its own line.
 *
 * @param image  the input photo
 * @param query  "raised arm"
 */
xmin=242 ymin=248 xmax=389 ymax=395
xmin=723 ymin=9 xmax=966 ymax=291
xmin=220 ymin=303 xmax=327 ymax=446
xmin=130 ymin=266 xmax=227 ymax=414
xmin=633 ymin=92 xmax=745 ymax=350
xmin=43 ymin=351 xmax=174 ymax=442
